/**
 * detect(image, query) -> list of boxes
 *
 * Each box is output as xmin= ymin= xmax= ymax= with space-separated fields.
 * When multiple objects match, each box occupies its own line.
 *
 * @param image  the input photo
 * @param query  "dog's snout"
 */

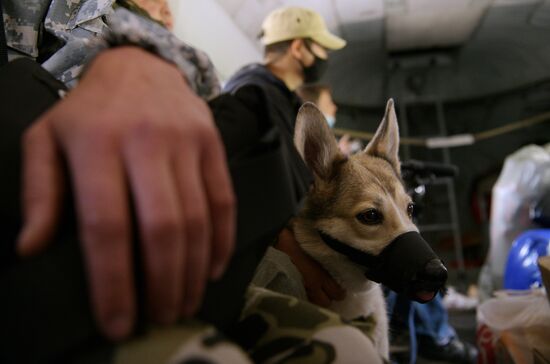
xmin=422 ymin=258 xmax=448 ymax=284
xmin=409 ymin=259 xmax=448 ymax=302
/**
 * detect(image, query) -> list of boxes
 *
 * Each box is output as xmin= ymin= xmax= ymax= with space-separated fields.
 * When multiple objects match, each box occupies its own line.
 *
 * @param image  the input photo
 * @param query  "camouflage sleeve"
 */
xmin=102 ymin=7 xmax=220 ymax=100
xmin=4 ymin=1 xmax=219 ymax=98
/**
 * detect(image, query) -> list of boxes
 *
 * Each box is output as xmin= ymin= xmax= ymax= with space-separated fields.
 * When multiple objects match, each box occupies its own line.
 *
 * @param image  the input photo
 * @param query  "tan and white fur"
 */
xmin=292 ymin=99 xmax=418 ymax=359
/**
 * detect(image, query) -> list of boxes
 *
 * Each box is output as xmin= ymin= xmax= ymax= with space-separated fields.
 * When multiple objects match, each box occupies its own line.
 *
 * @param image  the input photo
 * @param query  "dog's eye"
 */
xmin=356 ymin=209 xmax=384 ymax=225
xmin=407 ymin=203 xmax=415 ymax=218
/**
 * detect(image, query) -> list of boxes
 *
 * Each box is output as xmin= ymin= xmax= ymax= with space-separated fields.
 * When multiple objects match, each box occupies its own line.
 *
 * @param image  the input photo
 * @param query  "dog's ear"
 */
xmin=364 ymin=99 xmax=401 ymax=172
xmin=294 ymin=102 xmax=344 ymax=180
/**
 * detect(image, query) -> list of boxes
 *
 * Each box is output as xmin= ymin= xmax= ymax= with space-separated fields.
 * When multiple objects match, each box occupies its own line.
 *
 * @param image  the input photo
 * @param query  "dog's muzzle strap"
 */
xmin=318 ymin=230 xmax=380 ymax=268
xmin=317 ymin=230 xmax=445 ymax=295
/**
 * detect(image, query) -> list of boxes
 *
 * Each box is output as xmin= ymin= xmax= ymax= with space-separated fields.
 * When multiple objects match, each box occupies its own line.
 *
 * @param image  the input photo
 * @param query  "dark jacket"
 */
xmin=222 ymin=63 xmax=311 ymax=203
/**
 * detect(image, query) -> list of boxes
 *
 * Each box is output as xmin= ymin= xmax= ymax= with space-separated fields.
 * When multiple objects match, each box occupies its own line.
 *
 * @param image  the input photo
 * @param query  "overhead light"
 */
xmin=385 ymin=0 xmax=493 ymax=51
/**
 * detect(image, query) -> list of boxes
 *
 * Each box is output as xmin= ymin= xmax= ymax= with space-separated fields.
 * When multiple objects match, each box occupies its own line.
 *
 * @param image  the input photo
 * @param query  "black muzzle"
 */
xmin=318 ymin=231 xmax=447 ymax=303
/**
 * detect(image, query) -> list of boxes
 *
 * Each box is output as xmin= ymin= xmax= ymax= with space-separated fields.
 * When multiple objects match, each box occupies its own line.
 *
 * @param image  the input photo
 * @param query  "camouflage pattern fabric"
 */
xmin=252 ymin=247 xmax=380 ymax=345
xmin=113 ymin=320 xmax=253 ymax=364
xmin=2 ymin=0 xmax=220 ymax=97
xmin=233 ymin=286 xmax=386 ymax=364
xmin=103 ymin=6 xmax=220 ymax=99
xmin=113 ymin=287 xmax=384 ymax=364
xmin=252 ymin=247 xmax=309 ymax=302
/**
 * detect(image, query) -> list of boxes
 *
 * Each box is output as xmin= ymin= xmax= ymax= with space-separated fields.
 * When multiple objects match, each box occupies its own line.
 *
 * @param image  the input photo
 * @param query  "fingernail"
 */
xmin=105 ymin=314 xmax=132 ymax=340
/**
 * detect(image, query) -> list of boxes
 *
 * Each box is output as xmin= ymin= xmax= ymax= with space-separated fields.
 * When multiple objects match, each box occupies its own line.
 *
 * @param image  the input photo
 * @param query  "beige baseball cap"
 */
xmin=260 ymin=6 xmax=346 ymax=50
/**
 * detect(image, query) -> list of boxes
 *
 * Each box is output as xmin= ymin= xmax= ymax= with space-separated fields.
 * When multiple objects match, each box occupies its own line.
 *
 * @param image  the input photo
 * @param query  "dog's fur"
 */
xmin=291 ymin=99 xmax=418 ymax=358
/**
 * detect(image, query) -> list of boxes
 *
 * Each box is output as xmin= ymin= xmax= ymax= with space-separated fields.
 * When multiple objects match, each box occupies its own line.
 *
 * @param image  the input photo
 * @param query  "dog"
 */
xmin=290 ymin=99 xmax=448 ymax=358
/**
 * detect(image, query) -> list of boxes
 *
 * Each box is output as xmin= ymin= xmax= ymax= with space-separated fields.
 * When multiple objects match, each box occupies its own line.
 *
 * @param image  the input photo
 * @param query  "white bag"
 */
xmin=478 ymin=289 xmax=550 ymax=364
xmin=480 ymin=144 xmax=550 ymax=300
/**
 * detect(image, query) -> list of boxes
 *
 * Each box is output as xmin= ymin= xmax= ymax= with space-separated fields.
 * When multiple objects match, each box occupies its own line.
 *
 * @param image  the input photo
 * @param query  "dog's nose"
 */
xmin=411 ymin=259 xmax=448 ymax=302
xmin=421 ymin=258 xmax=448 ymax=284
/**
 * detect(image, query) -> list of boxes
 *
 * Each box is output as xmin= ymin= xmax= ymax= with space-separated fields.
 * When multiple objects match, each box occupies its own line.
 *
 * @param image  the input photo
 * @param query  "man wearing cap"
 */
xmin=222 ymin=6 xmax=348 ymax=309
xmin=224 ymin=5 xmax=346 ymax=112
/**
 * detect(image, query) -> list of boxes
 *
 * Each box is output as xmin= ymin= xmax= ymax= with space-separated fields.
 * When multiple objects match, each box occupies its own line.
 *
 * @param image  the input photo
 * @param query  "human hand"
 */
xmin=17 ymin=47 xmax=236 ymax=340
xmin=275 ymin=228 xmax=345 ymax=307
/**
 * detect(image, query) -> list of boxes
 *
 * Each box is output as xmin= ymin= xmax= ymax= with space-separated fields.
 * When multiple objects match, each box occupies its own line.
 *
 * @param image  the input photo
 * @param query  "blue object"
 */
xmin=504 ymin=229 xmax=550 ymax=290
xmin=414 ymin=294 xmax=456 ymax=346
xmin=386 ymin=290 xmax=455 ymax=364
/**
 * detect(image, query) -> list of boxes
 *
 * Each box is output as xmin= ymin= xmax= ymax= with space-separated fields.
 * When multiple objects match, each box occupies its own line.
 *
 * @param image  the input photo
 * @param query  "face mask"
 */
xmin=300 ymin=42 xmax=328 ymax=83
xmin=318 ymin=230 xmax=447 ymax=302
xmin=324 ymin=114 xmax=336 ymax=128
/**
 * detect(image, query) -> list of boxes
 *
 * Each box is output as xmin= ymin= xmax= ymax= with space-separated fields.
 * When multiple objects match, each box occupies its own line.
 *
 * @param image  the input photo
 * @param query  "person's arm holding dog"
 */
xmin=275 ymin=227 xmax=346 ymax=307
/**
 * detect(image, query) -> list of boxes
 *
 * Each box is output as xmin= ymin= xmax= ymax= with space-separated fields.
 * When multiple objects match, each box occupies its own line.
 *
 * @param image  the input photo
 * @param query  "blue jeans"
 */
xmin=386 ymin=291 xmax=456 ymax=363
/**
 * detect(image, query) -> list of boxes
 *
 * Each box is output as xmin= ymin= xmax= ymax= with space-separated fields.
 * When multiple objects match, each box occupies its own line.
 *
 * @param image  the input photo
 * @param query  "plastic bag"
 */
xmin=480 ymin=144 xmax=550 ymax=300
xmin=478 ymin=290 xmax=550 ymax=331
xmin=477 ymin=289 xmax=550 ymax=364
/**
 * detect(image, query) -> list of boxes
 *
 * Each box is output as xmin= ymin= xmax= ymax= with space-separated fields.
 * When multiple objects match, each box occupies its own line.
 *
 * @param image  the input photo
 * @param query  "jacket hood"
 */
xmin=224 ymin=63 xmax=291 ymax=96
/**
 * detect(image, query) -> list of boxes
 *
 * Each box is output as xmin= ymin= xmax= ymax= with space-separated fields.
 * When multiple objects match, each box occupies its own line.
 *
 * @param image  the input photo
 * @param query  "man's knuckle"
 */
xmin=145 ymin=214 xmax=180 ymax=241
xmin=83 ymin=216 xmax=126 ymax=242
xmin=215 ymin=192 xmax=236 ymax=211
xmin=130 ymin=118 xmax=169 ymax=140
xmin=172 ymin=123 xmax=195 ymax=142
xmin=181 ymin=122 xmax=207 ymax=141
xmin=184 ymin=214 xmax=209 ymax=241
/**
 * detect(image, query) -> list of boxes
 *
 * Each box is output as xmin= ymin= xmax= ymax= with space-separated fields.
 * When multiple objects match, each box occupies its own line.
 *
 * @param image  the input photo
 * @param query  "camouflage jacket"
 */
xmin=2 ymin=0 xmax=220 ymax=98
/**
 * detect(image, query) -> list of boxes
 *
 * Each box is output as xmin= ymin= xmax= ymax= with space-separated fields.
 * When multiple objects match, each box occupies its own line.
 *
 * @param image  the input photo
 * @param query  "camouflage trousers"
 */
xmin=113 ymin=286 xmax=384 ymax=364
